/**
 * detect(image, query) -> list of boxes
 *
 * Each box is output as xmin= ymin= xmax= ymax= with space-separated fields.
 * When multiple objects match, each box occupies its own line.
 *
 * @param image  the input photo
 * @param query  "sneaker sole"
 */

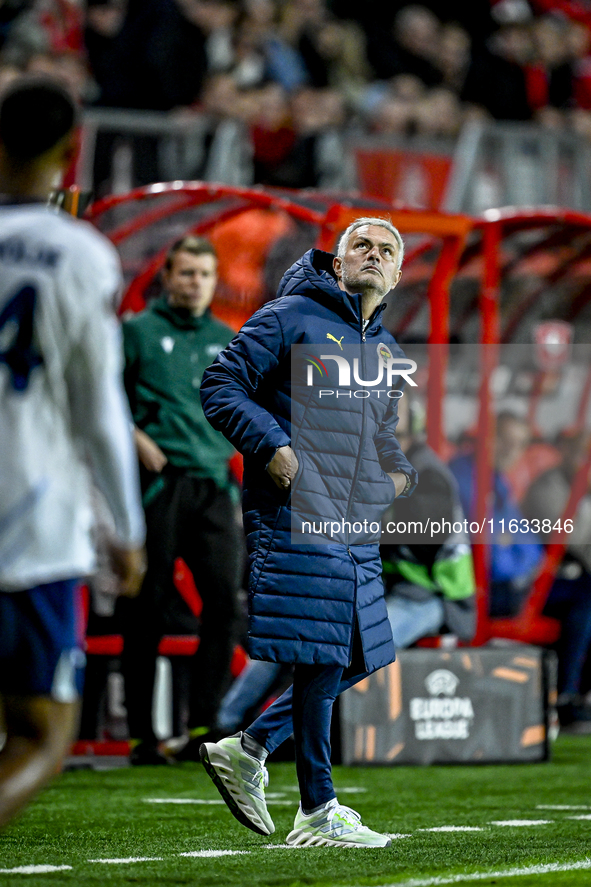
xmin=286 ymin=829 xmax=391 ymax=848
xmin=199 ymin=742 xmax=274 ymax=836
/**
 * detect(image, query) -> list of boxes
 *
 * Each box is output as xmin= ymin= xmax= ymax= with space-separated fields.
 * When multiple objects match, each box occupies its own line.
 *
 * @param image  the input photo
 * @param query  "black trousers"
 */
xmin=117 ymin=473 xmax=242 ymax=743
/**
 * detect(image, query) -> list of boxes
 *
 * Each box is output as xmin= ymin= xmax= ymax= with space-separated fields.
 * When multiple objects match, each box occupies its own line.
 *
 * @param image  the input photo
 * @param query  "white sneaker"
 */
xmin=200 ymin=734 xmax=275 ymax=836
xmin=286 ymin=798 xmax=391 ymax=848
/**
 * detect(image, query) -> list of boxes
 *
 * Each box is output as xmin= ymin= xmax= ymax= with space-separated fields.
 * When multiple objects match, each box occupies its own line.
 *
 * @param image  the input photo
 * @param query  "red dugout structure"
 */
xmin=84 ymin=183 xmax=591 ymax=667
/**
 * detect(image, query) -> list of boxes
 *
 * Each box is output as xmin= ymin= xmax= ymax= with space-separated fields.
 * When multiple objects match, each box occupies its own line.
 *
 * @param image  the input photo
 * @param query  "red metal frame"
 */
xmin=502 ymin=242 xmax=591 ymax=344
xmin=471 ymin=222 xmax=502 ymax=645
xmin=469 ymin=209 xmax=591 ymax=645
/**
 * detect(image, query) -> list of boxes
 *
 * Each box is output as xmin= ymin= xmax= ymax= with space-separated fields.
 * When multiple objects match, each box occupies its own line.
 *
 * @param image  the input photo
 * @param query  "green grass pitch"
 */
xmin=1 ymin=735 xmax=591 ymax=887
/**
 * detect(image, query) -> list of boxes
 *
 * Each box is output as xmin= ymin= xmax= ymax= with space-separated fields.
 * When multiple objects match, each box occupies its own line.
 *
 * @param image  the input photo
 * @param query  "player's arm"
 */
xmin=66 ymin=243 xmax=146 ymax=595
xmin=66 ymin=314 xmax=146 ymax=595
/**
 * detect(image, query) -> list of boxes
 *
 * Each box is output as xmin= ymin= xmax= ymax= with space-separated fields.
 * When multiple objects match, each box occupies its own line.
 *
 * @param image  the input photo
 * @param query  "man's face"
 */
xmin=333 ymin=224 xmax=402 ymax=299
xmin=163 ymin=250 xmax=218 ymax=316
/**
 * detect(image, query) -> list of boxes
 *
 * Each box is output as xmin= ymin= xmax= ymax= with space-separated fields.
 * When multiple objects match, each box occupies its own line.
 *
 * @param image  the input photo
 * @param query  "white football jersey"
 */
xmin=0 ymin=203 xmax=145 ymax=591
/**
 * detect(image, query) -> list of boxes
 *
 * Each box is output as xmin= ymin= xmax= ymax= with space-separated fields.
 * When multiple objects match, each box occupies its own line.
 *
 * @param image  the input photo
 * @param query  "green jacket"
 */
xmin=122 ymin=296 xmax=235 ymax=490
xmin=382 ymin=441 xmax=476 ymax=641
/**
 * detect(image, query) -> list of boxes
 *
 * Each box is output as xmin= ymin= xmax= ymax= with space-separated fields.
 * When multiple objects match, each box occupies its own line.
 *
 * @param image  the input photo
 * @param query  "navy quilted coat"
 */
xmin=200 ymin=249 xmax=417 ymax=674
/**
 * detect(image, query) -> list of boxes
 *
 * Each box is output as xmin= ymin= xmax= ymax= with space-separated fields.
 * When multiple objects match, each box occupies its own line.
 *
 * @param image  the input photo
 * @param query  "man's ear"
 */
xmin=63 ymin=130 xmax=79 ymax=167
xmin=333 ymin=255 xmax=342 ymax=280
xmin=392 ymin=268 xmax=402 ymax=288
xmin=54 ymin=129 xmax=78 ymax=170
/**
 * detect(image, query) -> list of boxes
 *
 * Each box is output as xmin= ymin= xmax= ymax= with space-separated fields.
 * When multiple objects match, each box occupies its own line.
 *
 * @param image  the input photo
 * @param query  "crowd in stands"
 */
xmin=4 ymin=1 xmax=591 ymax=188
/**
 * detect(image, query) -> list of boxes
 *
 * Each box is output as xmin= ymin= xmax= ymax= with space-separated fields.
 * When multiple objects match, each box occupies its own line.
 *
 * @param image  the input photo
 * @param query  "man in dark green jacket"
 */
xmin=120 ymin=235 xmax=242 ymax=765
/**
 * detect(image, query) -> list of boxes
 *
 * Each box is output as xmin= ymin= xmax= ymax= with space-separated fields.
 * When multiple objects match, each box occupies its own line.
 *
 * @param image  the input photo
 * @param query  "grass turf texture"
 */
xmin=1 ymin=735 xmax=591 ymax=886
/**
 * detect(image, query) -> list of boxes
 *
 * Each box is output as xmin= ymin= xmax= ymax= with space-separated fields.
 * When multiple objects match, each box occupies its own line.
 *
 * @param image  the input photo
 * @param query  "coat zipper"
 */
xmin=343 ymin=315 xmax=368 ymax=544
xmin=345 ymin=307 xmax=381 ymax=668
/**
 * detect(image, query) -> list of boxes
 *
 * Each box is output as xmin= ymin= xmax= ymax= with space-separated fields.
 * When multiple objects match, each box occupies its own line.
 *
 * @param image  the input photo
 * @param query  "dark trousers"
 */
xmin=117 ymin=473 xmax=242 ymax=743
xmin=246 ymin=664 xmax=370 ymax=811
xmin=544 ymin=571 xmax=591 ymax=697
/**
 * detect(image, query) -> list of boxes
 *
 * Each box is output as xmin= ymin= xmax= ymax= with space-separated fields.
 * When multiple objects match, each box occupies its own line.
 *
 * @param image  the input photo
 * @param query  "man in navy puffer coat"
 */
xmin=199 ymin=218 xmax=417 ymax=847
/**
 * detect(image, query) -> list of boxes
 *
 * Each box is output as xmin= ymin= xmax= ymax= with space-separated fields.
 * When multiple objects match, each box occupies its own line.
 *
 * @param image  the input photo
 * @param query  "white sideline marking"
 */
xmin=88 ymin=857 xmax=163 ymax=864
xmin=374 ymin=858 xmax=591 ymax=886
xmin=419 ymin=827 xmax=483 ymax=833
xmin=10 ymin=806 xmax=587 ymax=877
xmin=144 ymin=797 xmax=292 ymax=806
xmin=261 ymin=841 xmax=414 ymax=849
xmin=265 ymin=792 xmax=300 ymax=804
xmin=179 ymin=850 xmax=249 ymax=857
xmin=0 ymin=866 xmax=72 ymax=874
xmin=278 ymin=786 xmax=367 ymax=793
xmin=145 ymin=798 xmax=225 ymax=804
xmin=537 ymin=804 xmax=591 ymax=810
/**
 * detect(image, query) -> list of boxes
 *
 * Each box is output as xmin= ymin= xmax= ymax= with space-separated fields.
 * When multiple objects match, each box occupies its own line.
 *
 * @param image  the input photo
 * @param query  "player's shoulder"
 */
xmin=19 ymin=205 xmax=118 ymax=266
xmin=54 ymin=210 xmax=118 ymax=262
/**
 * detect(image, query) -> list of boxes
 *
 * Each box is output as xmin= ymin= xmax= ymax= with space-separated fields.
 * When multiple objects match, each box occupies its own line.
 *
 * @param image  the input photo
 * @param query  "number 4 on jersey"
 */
xmin=0 ymin=284 xmax=43 ymax=391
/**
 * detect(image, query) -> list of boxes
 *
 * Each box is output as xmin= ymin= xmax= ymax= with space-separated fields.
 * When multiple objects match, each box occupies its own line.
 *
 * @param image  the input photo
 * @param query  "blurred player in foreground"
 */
xmin=0 ymin=77 xmax=146 ymax=829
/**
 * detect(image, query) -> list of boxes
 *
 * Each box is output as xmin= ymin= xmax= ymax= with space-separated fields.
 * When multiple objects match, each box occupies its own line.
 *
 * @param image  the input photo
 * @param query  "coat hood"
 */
xmin=277 ymin=248 xmax=377 ymax=329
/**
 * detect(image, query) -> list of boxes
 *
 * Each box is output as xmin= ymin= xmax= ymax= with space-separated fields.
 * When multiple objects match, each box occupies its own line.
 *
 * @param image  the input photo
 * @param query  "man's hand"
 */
xmin=267 ymin=445 xmax=299 ymax=491
xmin=388 ymin=471 xmax=408 ymax=498
xmin=108 ymin=543 xmax=147 ymax=598
xmin=134 ymin=427 xmax=168 ymax=473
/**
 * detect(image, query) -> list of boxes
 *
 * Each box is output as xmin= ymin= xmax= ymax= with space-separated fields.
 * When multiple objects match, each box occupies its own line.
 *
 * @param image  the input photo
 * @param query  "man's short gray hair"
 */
xmin=336 ymin=217 xmax=405 ymax=272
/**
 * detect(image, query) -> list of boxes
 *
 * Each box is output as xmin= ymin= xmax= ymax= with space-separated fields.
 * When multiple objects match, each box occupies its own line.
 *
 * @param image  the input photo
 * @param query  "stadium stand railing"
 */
xmin=76 ymin=109 xmax=591 ymax=215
